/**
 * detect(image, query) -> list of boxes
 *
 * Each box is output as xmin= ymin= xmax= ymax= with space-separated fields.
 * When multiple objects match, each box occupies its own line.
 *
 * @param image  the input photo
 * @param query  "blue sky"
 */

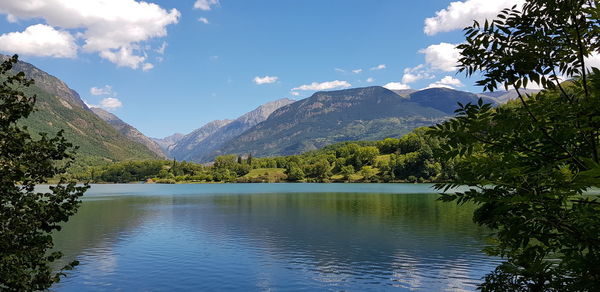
xmin=0 ymin=0 xmax=521 ymax=138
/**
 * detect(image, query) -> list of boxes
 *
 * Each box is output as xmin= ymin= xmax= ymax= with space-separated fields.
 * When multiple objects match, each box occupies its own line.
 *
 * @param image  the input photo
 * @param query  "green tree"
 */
xmin=360 ymin=166 xmax=378 ymax=182
xmin=340 ymin=165 xmax=355 ymax=180
xmin=285 ymin=163 xmax=305 ymax=181
xmin=432 ymin=1 xmax=600 ymax=290
xmin=308 ymin=157 xmax=332 ymax=181
xmin=0 ymin=55 xmax=88 ymax=291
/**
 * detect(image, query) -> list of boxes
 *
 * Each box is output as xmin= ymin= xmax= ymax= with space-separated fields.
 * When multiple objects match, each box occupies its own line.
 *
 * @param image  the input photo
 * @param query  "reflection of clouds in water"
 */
xmin=77 ymin=244 xmax=118 ymax=288
xmin=391 ymin=251 xmax=423 ymax=290
xmin=390 ymin=250 xmax=482 ymax=292
xmin=54 ymin=188 xmax=499 ymax=291
xmin=438 ymin=258 xmax=477 ymax=292
xmin=310 ymin=260 xmax=352 ymax=285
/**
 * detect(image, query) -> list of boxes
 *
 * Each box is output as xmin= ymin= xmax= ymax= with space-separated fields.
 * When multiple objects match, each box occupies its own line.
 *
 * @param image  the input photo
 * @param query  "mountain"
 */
xmin=409 ymin=87 xmax=497 ymax=113
xmin=90 ymin=107 xmax=166 ymax=158
xmin=168 ymin=119 xmax=233 ymax=159
xmin=208 ymin=86 xmax=463 ymax=160
xmin=390 ymin=89 xmax=416 ymax=97
xmin=478 ymin=89 xmax=540 ymax=104
xmin=170 ymin=98 xmax=295 ymax=161
xmin=152 ymin=133 xmax=185 ymax=156
xmin=3 ymin=55 xmax=160 ymax=165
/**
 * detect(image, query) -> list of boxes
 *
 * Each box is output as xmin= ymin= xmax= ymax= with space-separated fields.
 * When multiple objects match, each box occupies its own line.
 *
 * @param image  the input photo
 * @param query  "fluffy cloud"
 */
xmin=420 ymin=43 xmax=461 ymax=72
xmin=0 ymin=0 xmax=180 ymax=70
xmin=292 ymin=80 xmax=351 ymax=91
xmin=194 ymin=0 xmax=219 ymax=10
xmin=383 ymin=82 xmax=411 ymax=90
xmin=366 ymin=77 xmax=375 ymax=83
xmin=402 ymin=64 xmax=435 ymax=84
xmin=253 ymin=75 xmax=278 ymax=85
xmin=290 ymin=91 xmax=300 ymax=96
xmin=90 ymin=85 xmax=113 ymax=96
xmin=0 ymin=24 xmax=77 ymax=58
xmin=586 ymin=52 xmax=600 ymax=70
xmin=424 ymin=0 xmax=524 ymax=35
xmin=198 ymin=17 xmax=209 ymax=24
xmin=427 ymin=76 xmax=464 ymax=89
xmin=99 ymin=46 xmax=152 ymax=70
xmin=352 ymin=69 xmax=363 ymax=74
xmin=99 ymin=97 xmax=123 ymax=110
xmin=370 ymin=64 xmax=386 ymax=71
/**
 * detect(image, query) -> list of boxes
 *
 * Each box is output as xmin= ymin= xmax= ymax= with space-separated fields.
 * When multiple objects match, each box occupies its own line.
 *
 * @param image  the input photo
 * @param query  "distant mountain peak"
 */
xmin=169 ymin=98 xmax=295 ymax=161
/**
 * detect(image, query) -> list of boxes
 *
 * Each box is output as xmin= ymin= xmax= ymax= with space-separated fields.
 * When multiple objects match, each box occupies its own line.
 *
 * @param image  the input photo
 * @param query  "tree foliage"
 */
xmin=432 ymin=1 xmax=600 ymax=290
xmin=0 ymin=55 xmax=88 ymax=291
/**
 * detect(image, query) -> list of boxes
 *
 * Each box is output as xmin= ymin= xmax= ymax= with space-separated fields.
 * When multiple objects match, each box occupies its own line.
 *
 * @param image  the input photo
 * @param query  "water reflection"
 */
xmin=52 ymin=184 xmax=500 ymax=291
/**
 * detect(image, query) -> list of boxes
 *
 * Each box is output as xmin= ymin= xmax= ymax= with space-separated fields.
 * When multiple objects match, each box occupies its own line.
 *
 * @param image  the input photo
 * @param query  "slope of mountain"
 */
xmin=209 ymin=86 xmax=455 ymax=159
xmin=409 ymin=87 xmax=498 ymax=113
xmin=168 ymin=119 xmax=234 ymax=159
xmin=478 ymin=89 xmax=540 ymax=104
xmin=91 ymin=107 xmax=167 ymax=158
xmin=3 ymin=55 xmax=160 ymax=165
xmin=171 ymin=98 xmax=295 ymax=162
xmin=152 ymin=133 xmax=184 ymax=156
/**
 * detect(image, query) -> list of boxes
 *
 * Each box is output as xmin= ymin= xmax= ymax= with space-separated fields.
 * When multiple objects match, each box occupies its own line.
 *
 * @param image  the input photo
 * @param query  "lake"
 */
xmin=51 ymin=183 xmax=500 ymax=291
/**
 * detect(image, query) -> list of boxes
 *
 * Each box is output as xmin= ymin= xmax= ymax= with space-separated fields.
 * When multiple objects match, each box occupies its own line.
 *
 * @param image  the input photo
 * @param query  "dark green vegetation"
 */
xmin=433 ymin=0 xmax=600 ymax=291
xmin=0 ymin=55 xmax=160 ymax=171
xmin=68 ymin=127 xmax=453 ymax=183
xmin=0 ymin=55 xmax=88 ymax=291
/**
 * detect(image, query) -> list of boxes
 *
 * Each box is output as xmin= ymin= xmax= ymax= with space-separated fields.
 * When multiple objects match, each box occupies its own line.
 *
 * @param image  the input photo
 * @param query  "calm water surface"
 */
xmin=51 ymin=183 xmax=500 ymax=291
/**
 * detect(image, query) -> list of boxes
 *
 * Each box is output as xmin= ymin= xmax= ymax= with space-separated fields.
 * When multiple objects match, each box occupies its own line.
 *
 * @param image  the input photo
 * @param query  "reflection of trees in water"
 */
xmin=51 ymin=192 xmax=498 ymax=290
xmin=51 ymin=196 xmax=170 ymax=269
xmin=168 ymin=192 xmax=496 ymax=284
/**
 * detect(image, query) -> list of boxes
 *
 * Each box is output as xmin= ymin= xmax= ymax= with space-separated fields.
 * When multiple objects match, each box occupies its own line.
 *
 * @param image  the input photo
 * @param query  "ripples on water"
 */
xmin=51 ymin=184 xmax=501 ymax=291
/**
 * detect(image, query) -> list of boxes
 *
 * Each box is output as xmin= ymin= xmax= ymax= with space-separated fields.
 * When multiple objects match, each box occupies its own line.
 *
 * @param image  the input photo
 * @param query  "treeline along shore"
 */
xmin=66 ymin=127 xmax=456 ymax=184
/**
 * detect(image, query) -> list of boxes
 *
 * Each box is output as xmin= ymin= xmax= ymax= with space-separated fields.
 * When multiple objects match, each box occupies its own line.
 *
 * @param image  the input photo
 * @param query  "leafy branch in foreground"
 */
xmin=431 ymin=0 xmax=600 ymax=291
xmin=0 ymin=55 xmax=88 ymax=291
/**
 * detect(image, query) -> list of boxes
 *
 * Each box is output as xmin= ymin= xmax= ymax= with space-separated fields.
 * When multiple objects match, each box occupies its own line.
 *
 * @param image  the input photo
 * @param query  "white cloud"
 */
xmin=366 ymin=77 xmax=375 ymax=83
xmin=383 ymin=82 xmax=411 ymax=90
xmin=352 ymin=69 xmax=363 ymax=74
xmin=253 ymin=75 xmax=278 ymax=85
xmin=0 ymin=24 xmax=77 ymax=58
xmin=99 ymin=46 xmax=147 ymax=69
xmin=156 ymin=41 xmax=167 ymax=54
xmin=142 ymin=63 xmax=154 ymax=71
xmin=90 ymin=85 xmax=113 ymax=96
xmin=194 ymin=0 xmax=219 ymax=10
xmin=402 ymin=64 xmax=435 ymax=84
xmin=0 ymin=0 xmax=180 ymax=69
xmin=427 ymin=76 xmax=464 ymax=89
xmin=424 ymin=0 xmax=524 ymax=35
xmin=198 ymin=17 xmax=209 ymax=24
xmin=290 ymin=91 xmax=300 ymax=96
xmin=6 ymin=14 xmax=17 ymax=23
xmin=370 ymin=64 xmax=386 ymax=71
xmin=420 ymin=43 xmax=461 ymax=72
xmin=292 ymin=80 xmax=352 ymax=91
xmin=99 ymin=97 xmax=122 ymax=110
xmin=334 ymin=68 xmax=346 ymax=73
xmin=585 ymin=52 xmax=600 ymax=71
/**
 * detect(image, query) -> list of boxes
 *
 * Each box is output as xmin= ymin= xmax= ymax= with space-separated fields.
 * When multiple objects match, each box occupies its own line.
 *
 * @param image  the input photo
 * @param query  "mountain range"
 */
xmin=6 ymin=55 xmax=535 ymax=165
xmin=2 ymin=55 xmax=160 ymax=166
